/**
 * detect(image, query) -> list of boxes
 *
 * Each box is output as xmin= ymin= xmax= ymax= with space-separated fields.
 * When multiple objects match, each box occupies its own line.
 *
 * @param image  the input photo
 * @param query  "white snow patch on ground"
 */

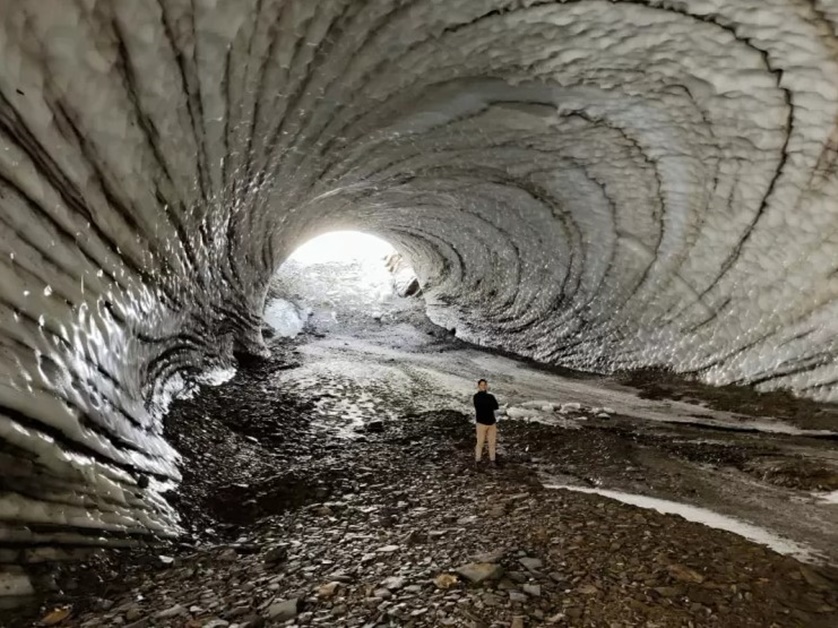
xmin=278 ymin=359 xmax=412 ymax=388
xmin=815 ymin=490 xmax=838 ymax=504
xmin=264 ymin=298 xmax=309 ymax=337
xmin=291 ymin=332 xmax=838 ymax=437
xmin=544 ymin=483 xmax=821 ymax=563
xmin=196 ymin=367 xmax=237 ymax=386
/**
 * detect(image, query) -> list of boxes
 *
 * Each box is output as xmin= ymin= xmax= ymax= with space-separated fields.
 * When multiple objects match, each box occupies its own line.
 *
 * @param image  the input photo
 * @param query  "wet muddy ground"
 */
xmin=4 ymin=262 xmax=838 ymax=627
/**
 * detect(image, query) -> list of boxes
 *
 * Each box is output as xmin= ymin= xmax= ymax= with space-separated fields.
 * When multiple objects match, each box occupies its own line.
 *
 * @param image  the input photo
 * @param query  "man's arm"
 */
xmin=492 ymin=395 xmax=499 ymax=410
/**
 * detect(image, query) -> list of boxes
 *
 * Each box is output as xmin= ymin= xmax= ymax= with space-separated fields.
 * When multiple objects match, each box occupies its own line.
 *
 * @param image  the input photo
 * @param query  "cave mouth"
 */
xmin=285 ymin=231 xmax=396 ymax=266
xmin=264 ymin=231 xmax=422 ymax=338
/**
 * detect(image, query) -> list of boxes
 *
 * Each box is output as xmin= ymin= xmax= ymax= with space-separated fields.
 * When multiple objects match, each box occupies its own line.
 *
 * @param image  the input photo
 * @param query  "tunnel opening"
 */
xmin=263 ymin=231 xmax=422 ymax=340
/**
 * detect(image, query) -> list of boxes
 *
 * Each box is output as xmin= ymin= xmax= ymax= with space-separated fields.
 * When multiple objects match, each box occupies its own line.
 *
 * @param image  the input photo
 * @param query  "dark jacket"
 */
xmin=473 ymin=391 xmax=499 ymax=425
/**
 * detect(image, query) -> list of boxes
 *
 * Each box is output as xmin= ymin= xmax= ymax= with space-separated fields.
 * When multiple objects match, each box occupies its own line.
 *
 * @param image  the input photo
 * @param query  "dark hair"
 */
xmin=477 ymin=379 xmax=487 ymax=385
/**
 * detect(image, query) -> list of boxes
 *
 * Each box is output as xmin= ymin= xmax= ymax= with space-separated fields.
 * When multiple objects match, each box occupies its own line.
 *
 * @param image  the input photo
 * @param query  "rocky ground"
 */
xmin=618 ymin=369 xmax=838 ymax=434
xmin=4 ymin=328 xmax=836 ymax=628
xmin=4 ymin=257 xmax=838 ymax=628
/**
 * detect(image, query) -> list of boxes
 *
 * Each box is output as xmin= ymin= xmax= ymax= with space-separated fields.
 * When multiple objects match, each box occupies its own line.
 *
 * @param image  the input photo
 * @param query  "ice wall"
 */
xmin=1 ymin=0 xmax=838 ymax=548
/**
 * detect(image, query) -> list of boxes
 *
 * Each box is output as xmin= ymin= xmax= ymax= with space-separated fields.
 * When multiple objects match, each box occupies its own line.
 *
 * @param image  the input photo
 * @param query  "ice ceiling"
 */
xmin=1 ymin=0 xmax=838 ymax=541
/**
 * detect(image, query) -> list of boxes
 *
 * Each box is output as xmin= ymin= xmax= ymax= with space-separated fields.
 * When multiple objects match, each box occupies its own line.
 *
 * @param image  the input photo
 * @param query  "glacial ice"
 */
xmin=1 ymin=0 xmax=838 ymax=548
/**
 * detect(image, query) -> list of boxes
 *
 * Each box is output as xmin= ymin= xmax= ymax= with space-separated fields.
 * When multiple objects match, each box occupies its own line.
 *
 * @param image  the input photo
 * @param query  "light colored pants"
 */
xmin=475 ymin=423 xmax=497 ymax=461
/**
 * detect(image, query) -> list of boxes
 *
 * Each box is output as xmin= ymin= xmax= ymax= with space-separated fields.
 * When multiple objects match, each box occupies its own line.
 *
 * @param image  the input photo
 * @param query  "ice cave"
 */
xmin=1 ymin=1 xmax=838 ymax=624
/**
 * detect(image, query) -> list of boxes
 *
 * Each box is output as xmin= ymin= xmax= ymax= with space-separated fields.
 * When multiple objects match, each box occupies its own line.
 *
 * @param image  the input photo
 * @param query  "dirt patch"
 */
xmin=7 ymin=409 xmax=837 ymax=628
xmin=162 ymin=347 xmax=321 ymax=539
xmin=620 ymin=368 xmax=838 ymax=431
xmin=743 ymin=457 xmax=838 ymax=492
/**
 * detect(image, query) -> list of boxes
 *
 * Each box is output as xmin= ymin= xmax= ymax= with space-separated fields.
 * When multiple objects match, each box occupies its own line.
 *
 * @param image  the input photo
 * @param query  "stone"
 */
xmin=508 ymin=590 xmax=527 ymax=602
xmin=40 ymin=607 xmax=72 ymax=626
xmin=317 ymin=581 xmax=342 ymax=598
xmin=264 ymin=546 xmax=289 ymax=564
xmin=566 ymin=608 xmax=583 ymax=620
xmin=124 ymin=607 xmax=142 ymax=621
xmin=155 ymin=604 xmax=187 ymax=619
xmin=401 ymin=529 xmax=424 ymax=544
xmin=265 ymin=598 xmax=299 ymax=621
xmin=380 ymin=576 xmax=406 ymax=590
xmin=487 ymin=505 xmax=506 ymax=518
xmin=522 ymin=583 xmax=541 ymax=596
xmin=455 ymin=562 xmax=504 ymax=584
xmin=667 ymin=564 xmax=704 ymax=584
xmin=799 ymin=565 xmax=834 ymax=591
xmin=366 ymin=420 xmax=385 ymax=433
xmin=434 ymin=573 xmax=459 ymax=589
xmin=653 ymin=586 xmax=683 ymax=598
xmin=518 ymin=557 xmax=543 ymax=571
xmin=511 ymin=617 xmax=526 ymax=628
xmin=472 ymin=550 xmax=505 ymax=563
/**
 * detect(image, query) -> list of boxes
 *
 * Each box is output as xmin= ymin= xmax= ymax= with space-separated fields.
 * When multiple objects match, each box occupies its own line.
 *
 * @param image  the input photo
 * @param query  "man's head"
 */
xmin=477 ymin=378 xmax=488 ymax=391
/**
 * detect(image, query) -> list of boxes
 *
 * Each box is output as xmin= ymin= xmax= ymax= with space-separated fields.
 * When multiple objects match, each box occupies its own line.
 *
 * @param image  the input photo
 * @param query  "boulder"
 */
xmin=266 ymin=598 xmax=299 ymax=621
xmin=455 ymin=562 xmax=504 ymax=584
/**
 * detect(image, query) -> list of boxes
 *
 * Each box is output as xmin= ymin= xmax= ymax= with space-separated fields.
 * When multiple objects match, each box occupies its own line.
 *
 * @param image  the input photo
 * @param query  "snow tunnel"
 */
xmin=1 ymin=0 xmax=838 ymax=587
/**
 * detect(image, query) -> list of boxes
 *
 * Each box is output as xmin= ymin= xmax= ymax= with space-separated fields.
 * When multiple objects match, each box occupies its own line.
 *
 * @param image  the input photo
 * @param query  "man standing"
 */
xmin=473 ymin=379 xmax=499 ymax=466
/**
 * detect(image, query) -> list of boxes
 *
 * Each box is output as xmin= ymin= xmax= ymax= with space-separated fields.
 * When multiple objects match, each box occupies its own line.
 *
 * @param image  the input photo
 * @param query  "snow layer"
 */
xmin=1 ymin=1 xmax=838 ymax=542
